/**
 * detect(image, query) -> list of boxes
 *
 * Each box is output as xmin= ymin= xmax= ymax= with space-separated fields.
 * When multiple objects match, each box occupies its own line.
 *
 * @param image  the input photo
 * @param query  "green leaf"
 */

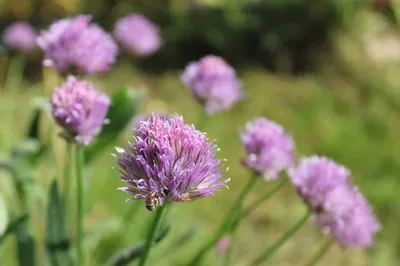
xmin=27 ymin=107 xmax=41 ymax=140
xmin=0 ymin=214 xmax=28 ymax=245
xmin=86 ymin=88 xmax=146 ymax=163
xmin=16 ymin=224 xmax=36 ymax=266
xmin=0 ymin=194 xmax=8 ymax=236
xmin=46 ymin=178 xmax=72 ymax=266
xmin=0 ymin=154 xmax=14 ymax=175
xmin=106 ymin=224 xmax=170 ymax=266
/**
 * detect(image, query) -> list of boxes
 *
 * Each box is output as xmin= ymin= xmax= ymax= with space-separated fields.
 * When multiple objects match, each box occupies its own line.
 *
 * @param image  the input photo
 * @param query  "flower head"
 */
xmin=114 ymin=114 xmax=229 ymax=209
xmin=37 ymin=15 xmax=118 ymax=75
xmin=2 ymin=22 xmax=37 ymax=52
xmin=289 ymin=156 xmax=350 ymax=207
xmin=289 ymin=156 xmax=380 ymax=247
xmin=240 ymin=118 xmax=295 ymax=180
xmin=113 ymin=14 xmax=162 ymax=56
xmin=51 ymin=76 xmax=111 ymax=145
xmin=132 ymin=112 xmax=169 ymax=131
xmin=181 ymin=55 xmax=243 ymax=114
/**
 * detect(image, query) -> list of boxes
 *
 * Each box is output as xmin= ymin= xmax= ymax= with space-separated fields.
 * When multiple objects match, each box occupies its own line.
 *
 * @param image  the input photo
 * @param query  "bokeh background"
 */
xmin=1 ymin=0 xmax=400 ymax=265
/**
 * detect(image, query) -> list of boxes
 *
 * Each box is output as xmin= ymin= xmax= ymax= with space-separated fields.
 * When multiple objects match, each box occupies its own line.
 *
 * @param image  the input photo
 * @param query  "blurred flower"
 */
xmin=2 ymin=22 xmax=37 ymax=53
xmin=313 ymin=184 xmax=381 ymax=248
xmin=289 ymin=156 xmax=380 ymax=247
xmin=181 ymin=55 xmax=243 ymax=114
xmin=114 ymin=114 xmax=229 ymax=209
xmin=240 ymin=118 xmax=295 ymax=180
xmin=289 ymin=156 xmax=350 ymax=207
xmin=37 ymin=15 xmax=118 ymax=75
xmin=113 ymin=14 xmax=162 ymax=56
xmin=51 ymin=76 xmax=111 ymax=145
xmin=216 ymin=235 xmax=231 ymax=256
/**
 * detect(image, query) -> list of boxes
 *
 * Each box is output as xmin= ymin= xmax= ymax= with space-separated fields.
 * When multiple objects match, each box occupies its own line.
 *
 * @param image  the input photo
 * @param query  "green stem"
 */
xmin=139 ymin=203 xmax=169 ymax=266
xmin=186 ymin=174 xmax=258 ymax=266
xmin=231 ymin=178 xmax=289 ymax=230
xmin=305 ymin=239 xmax=333 ymax=266
xmin=76 ymin=145 xmax=85 ymax=266
xmin=64 ymin=144 xmax=72 ymax=214
xmin=251 ymin=210 xmax=310 ymax=266
xmin=224 ymin=177 xmax=288 ymax=265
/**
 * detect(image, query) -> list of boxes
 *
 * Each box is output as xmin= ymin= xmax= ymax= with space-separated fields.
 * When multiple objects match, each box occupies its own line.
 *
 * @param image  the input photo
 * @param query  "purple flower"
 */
xmin=289 ymin=156 xmax=380 ymax=247
xmin=51 ymin=76 xmax=111 ymax=145
xmin=114 ymin=114 xmax=229 ymax=209
xmin=181 ymin=55 xmax=243 ymax=114
xmin=312 ymin=184 xmax=381 ymax=248
xmin=37 ymin=15 xmax=118 ymax=75
xmin=132 ymin=112 xmax=169 ymax=131
xmin=289 ymin=156 xmax=350 ymax=207
xmin=240 ymin=118 xmax=295 ymax=180
xmin=113 ymin=14 xmax=162 ymax=56
xmin=2 ymin=22 xmax=37 ymax=53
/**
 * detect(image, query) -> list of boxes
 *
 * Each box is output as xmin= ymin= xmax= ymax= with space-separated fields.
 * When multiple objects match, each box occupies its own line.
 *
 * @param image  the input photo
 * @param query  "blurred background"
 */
xmin=1 ymin=0 xmax=400 ymax=265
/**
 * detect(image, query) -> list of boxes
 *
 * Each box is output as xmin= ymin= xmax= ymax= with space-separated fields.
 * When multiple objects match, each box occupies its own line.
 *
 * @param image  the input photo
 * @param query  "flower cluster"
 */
xmin=114 ymin=114 xmax=229 ymax=208
xmin=289 ymin=156 xmax=380 ymax=247
xmin=240 ymin=118 xmax=295 ymax=180
xmin=51 ymin=76 xmax=111 ymax=145
xmin=181 ymin=55 xmax=243 ymax=114
xmin=2 ymin=22 xmax=37 ymax=53
xmin=113 ymin=14 xmax=162 ymax=57
xmin=37 ymin=15 xmax=118 ymax=75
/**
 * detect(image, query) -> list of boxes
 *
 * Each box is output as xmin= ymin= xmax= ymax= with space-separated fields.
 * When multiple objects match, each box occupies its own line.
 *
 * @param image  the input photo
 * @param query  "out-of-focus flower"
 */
xmin=313 ymin=184 xmax=381 ymax=248
xmin=289 ymin=156 xmax=380 ymax=248
xmin=113 ymin=14 xmax=162 ymax=56
xmin=289 ymin=156 xmax=350 ymax=207
xmin=114 ymin=114 xmax=229 ymax=209
xmin=216 ymin=235 xmax=231 ymax=256
xmin=181 ymin=55 xmax=243 ymax=114
xmin=2 ymin=22 xmax=37 ymax=53
xmin=240 ymin=118 xmax=295 ymax=180
xmin=37 ymin=15 xmax=118 ymax=75
xmin=51 ymin=76 xmax=111 ymax=145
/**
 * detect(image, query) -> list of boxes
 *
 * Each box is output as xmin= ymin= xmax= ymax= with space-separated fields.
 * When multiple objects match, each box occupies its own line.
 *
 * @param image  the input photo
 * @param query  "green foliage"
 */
xmin=0 ymin=215 xmax=28 ymax=245
xmin=46 ymin=179 xmax=72 ymax=266
xmin=16 ymin=225 xmax=36 ymax=266
xmin=106 ymin=225 xmax=170 ymax=266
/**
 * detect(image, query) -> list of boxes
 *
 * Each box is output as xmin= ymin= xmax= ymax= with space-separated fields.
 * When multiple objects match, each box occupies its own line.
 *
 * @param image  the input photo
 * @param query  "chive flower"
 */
xmin=51 ymin=76 xmax=111 ymax=145
xmin=181 ymin=55 xmax=243 ymax=114
xmin=37 ymin=15 xmax=118 ymax=75
xmin=113 ymin=14 xmax=162 ymax=56
xmin=289 ymin=156 xmax=380 ymax=247
xmin=2 ymin=22 xmax=37 ymax=53
xmin=240 ymin=117 xmax=295 ymax=180
xmin=114 ymin=114 xmax=229 ymax=209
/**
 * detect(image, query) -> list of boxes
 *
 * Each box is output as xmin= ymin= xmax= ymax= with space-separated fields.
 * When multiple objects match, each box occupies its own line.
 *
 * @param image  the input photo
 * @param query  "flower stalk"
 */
xmin=187 ymin=174 xmax=258 ymax=266
xmin=223 ymin=177 xmax=289 ymax=264
xmin=251 ymin=210 xmax=310 ymax=266
xmin=76 ymin=145 xmax=85 ymax=266
xmin=305 ymin=239 xmax=334 ymax=266
xmin=139 ymin=203 xmax=168 ymax=266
